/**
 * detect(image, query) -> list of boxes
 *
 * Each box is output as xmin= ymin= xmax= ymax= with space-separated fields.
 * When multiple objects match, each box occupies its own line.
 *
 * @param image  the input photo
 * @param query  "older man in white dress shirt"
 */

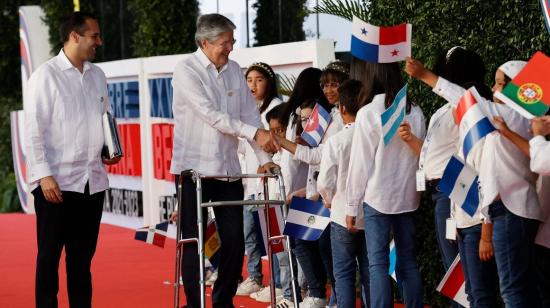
xmin=170 ymin=14 xmax=276 ymax=308
xmin=25 ymin=12 xmax=120 ymax=308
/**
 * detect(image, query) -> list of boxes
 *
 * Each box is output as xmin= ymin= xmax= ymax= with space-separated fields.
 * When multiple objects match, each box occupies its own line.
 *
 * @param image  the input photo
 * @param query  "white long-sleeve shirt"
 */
xmin=25 ymin=49 xmax=110 ymax=194
xmin=318 ymin=123 xmax=364 ymax=229
xmin=454 ymin=141 xmax=485 ymax=229
xmin=170 ymin=49 xmax=271 ymax=176
xmin=281 ymin=112 xmax=308 ymax=197
xmin=433 ymin=77 xmax=541 ymax=221
xmin=530 ymin=136 xmax=550 ymax=175
xmin=346 ymin=94 xmax=426 ymax=216
xmin=529 ymin=136 xmax=550 ymax=248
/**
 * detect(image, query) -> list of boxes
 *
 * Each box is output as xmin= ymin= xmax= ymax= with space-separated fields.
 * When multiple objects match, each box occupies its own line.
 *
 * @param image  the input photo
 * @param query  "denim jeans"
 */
xmin=363 ymin=203 xmax=423 ymax=308
xmin=291 ymin=226 xmax=334 ymax=300
xmin=330 ymin=222 xmax=370 ymax=308
xmin=457 ymin=224 xmax=498 ymax=308
xmin=243 ymin=203 xmax=263 ymax=283
xmin=535 ymin=244 xmax=550 ymax=307
xmin=489 ymin=201 xmax=540 ymax=307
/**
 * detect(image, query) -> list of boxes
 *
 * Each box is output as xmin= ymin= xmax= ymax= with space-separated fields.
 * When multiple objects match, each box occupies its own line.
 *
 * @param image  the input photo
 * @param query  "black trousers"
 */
xmin=176 ymin=175 xmax=245 ymax=308
xmin=33 ymin=184 xmax=104 ymax=308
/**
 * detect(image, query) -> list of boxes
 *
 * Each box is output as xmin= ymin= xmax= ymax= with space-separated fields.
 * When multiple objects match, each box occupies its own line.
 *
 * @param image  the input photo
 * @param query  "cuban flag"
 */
xmin=456 ymin=88 xmax=496 ymax=158
xmin=436 ymin=255 xmax=470 ymax=307
xmin=252 ymin=205 xmax=286 ymax=256
xmin=351 ymin=16 xmax=412 ymax=63
xmin=134 ymin=221 xmax=169 ymax=248
xmin=541 ymin=0 xmax=550 ymax=36
xmin=381 ymin=85 xmax=407 ymax=145
xmin=301 ymin=103 xmax=332 ymax=147
xmin=437 ymin=155 xmax=479 ymax=217
xmin=205 ymin=220 xmax=221 ymax=268
xmin=389 ymin=239 xmax=397 ymax=281
xmin=283 ymin=197 xmax=330 ymax=241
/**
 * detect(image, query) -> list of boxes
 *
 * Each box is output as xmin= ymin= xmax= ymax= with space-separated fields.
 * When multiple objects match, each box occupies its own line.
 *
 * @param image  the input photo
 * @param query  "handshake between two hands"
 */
xmin=254 ymin=128 xmax=282 ymax=154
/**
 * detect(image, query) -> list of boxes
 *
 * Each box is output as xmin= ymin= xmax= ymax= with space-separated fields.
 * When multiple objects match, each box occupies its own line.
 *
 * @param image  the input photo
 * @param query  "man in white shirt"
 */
xmin=25 ymin=12 xmax=119 ymax=308
xmin=170 ymin=14 xmax=276 ymax=308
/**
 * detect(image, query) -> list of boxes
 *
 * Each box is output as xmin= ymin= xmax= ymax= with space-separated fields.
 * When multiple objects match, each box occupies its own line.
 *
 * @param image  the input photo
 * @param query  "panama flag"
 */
xmin=437 ymin=255 xmax=470 ymax=307
xmin=494 ymin=51 xmax=550 ymax=119
xmin=437 ymin=155 xmax=479 ymax=217
xmin=252 ymin=205 xmax=286 ymax=256
xmin=205 ymin=220 xmax=221 ymax=268
xmin=283 ymin=197 xmax=330 ymax=241
xmin=301 ymin=103 xmax=332 ymax=147
xmin=134 ymin=221 xmax=169 ymax=248
xmin=351 ymin=16 xmax=412 ymax=63
xmin=456 ymin=87 xmax=496 ymax=158
xmin=389 ymin=239 xmax=397 ymax=281
xmin=381 ymin=85 xmax=407 ymax=145
xmin=541 ymin=0 xmax=550 ymax=36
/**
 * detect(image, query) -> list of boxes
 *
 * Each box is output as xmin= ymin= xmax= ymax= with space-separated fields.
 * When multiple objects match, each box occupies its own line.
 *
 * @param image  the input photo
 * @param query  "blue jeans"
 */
xmin=489 ymin=201 xmax=540 ymax=307
xmin=363 ymin=203 xmax=423 ymax=308
xmin=457 ymin=224 xmax=498 ymax=308
xmin=243 ymin=204 xmax=263 ymax=283
xmin=331 ymin=222 xmax=370 ymax=308
xmin=535 ymin=244 xmax=550 ymax=307
xmin=291 ymin=226 xmax=334 ymax=300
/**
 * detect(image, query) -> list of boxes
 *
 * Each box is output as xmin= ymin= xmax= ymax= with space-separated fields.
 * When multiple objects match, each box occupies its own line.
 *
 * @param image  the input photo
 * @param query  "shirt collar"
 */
xmin=344 ymin=122 xmax=355 ymax=129
xmin=56 ymin=49 xmax=92 ymax=72
xmin=194 ymin=48 xmax=229 ymax=73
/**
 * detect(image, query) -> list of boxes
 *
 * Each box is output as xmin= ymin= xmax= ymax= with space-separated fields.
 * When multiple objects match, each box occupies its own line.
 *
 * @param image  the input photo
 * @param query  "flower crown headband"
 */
xmin=248 ymin=62 xmax=274 ymax=78
xmin=324 ymin=61 xmax=349 ymax=75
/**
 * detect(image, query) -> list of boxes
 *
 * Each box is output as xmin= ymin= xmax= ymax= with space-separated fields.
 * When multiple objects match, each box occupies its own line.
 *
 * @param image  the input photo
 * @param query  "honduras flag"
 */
xmin=301 ymin=103 xmax=332 ymax=147
xmin=437 ymin=155 xmax=479 ymax=217
xmin=456 ymin=88 xmax=496 ymax=158
xmin=381 ymin=85 xmax=407 ymax=145
xmin=351 ymin=16 xmax=412 ymax=63
xmin=283 ymin=197 xmax=330 ymax=241
xmin=389 ymin=239 xmax=397 ymax=281
xmin=135 ymin=221 xmax=169 ymax=248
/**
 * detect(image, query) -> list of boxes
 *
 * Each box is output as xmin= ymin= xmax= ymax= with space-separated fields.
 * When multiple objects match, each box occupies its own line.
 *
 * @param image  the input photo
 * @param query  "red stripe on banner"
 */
xmin=379 ymin=23 xmax=408 ymax=45
xmin=263 ymin=207 xmax=285 ymax=253
xmin=455 ymin=90 xmax=478 ymax=124
xmin=440 ymin=259 xmax=465 ymax=298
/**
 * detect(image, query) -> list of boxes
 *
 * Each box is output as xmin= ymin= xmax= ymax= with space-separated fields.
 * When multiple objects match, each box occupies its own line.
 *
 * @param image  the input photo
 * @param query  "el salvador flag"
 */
xmin=437 ymin=155 xmax=480 ymax=217
xmin=456 ymin=88 xmax=496 ymax=159
xmin=381 ymin=85 xmax=407 ymax=145
xmin=301 ymin=103 xmax=332 ymax=147
xmin=283 ymin=197 xmax=330 ymax=241
xmin=351 ymin=16 xmax=412 ymax=63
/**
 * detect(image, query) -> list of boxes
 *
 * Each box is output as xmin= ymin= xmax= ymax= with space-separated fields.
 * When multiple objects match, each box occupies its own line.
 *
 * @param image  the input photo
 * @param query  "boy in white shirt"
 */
xmin=317 ymin=80 xmax=369 ymax=308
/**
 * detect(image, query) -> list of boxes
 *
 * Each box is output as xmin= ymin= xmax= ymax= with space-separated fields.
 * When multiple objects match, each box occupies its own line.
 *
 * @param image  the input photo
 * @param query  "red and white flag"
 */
xmin=436 ymin=255 xmax=470 ymax=307
xmin=252 ymin=205 xmax=286 ymax=255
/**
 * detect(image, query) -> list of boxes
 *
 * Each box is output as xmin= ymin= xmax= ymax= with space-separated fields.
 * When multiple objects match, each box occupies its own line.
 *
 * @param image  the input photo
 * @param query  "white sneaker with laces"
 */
xmin=268 ymin=298 xmax=294 ymax=308
xmin=250 ymin=286 xmax=283 ymax=302
xmin=299 ymin=296 xmax=326 ymax=308
xmin=205 ymin=271 xmax=217 ymax=287
xmin=236 ymin=277 xmax=262 ymax=296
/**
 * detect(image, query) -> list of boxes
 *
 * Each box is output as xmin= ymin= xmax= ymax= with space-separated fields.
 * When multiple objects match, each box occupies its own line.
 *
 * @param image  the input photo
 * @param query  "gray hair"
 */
xmin=195 ymin=14 xmax=236 ymax=47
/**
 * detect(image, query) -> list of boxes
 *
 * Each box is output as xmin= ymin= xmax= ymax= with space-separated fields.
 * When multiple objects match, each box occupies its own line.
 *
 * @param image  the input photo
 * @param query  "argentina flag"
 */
xmin=283 ymin=197 xmax=330 ymax=241
xmin=381 ymin=85 xmax=407 ymax=145
xmin=437 ymin=155 xmax=479 ymax=217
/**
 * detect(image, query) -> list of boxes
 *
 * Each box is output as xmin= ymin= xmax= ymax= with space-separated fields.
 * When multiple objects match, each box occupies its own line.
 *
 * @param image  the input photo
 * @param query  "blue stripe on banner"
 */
xmin=301 ymin=132 xmax=319 ymax=147
xmin=351 ymin=35 xmax=379 ymax=63
xmin=290 ymin=197 xmax=330 ymax=217
xmin=381 ymin=85 xmax=407 ymax=125
xmin=437 ymin=156 xmax=463 ymax=196
xmin=155 ymin=221 xmax=169 ymax=232
xmin=317 ymin=104 xmax=332 ymax=122
xmin=462 ymin=117 xmax=495 ymax=158
xmin=389 ymin=246 xmax=397 ymax=276
xmin=462 ymin=178 xmax=480 ymax=217
xmin=135 ymin=230 xmax=148 ymax=242
xmin=283 ymin=222 xmax=325 ymax=241
xmin=383 ymin=108 xmax=405 ymax=145
xmin=252 ymin=210 xmax=267 ymax=256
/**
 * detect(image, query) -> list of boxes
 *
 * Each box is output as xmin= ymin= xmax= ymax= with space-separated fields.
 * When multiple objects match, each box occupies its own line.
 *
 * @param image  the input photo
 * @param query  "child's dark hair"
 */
xmin=338 ymin=79 xmax=363 ymax=116
xmin=433 ymin=46 xmax=486 ymax=87
xmin=245 ymin=62 xmax=279 ymax=113
xmin=320 ymin=61 xmax=350 ymax=85
xmin=59 ymin=11 xmax=97 ymax=43
xmin=265 ymin=103 xmax=289 ymax=128
xmin=463 ymin=82 xmax=493 ymax=101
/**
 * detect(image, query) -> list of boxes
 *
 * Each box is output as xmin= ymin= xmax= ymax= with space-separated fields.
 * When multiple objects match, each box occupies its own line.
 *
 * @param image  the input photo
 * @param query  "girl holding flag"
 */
xmin=346 ymin=60 xmax=426 ymax=308
xmin=404 ymin=57 xmax=542 ymax=307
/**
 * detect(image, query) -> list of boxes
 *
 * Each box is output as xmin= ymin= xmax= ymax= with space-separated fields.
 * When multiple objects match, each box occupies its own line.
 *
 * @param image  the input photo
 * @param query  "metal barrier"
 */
xmin=174 ymin=169 xmax=299 ymax=308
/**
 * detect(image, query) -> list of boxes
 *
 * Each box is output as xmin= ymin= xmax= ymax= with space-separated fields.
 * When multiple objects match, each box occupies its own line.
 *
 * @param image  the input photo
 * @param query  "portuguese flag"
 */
xmin=494 ymin=51 xmax=550 ymax=119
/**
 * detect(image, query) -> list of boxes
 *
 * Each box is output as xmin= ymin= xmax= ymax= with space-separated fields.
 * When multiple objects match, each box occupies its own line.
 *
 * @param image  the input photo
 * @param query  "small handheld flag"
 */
xmin=283 ymin=197 xmax=330 ymax=241
xmin=389 ymin=239 xmax=397 ymax=281
xmin=437 ymin=155 xmax=479 ymax=217
xmin=135 ymin=221 xmax=169 ymax=248
xmin=494 ymin=51 xmax=550 ymax=119
xmin=205 ymin=220 xmax=221 ymax=268
xmin=301 ymin=103 xmax=332 ymax=147
xmin=436 ymin=255 xmax=470 ymax=307
xmin=455 ymin=87 xmax=496 ymax=158
xmin=541 ymin=0 xmax=550 ymax=36
xmin=351 ymin=16 xmax=412 ymax=63
xmin=252 ymin=205 xmax=286 ymax=256
xmin=381 ymin=85 xmax=407 ymax=145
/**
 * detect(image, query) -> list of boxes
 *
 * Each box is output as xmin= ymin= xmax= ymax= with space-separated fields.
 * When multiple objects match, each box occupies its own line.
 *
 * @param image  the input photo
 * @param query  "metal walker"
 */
xmin=174 ymin=169 xmax=299 ymax=308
